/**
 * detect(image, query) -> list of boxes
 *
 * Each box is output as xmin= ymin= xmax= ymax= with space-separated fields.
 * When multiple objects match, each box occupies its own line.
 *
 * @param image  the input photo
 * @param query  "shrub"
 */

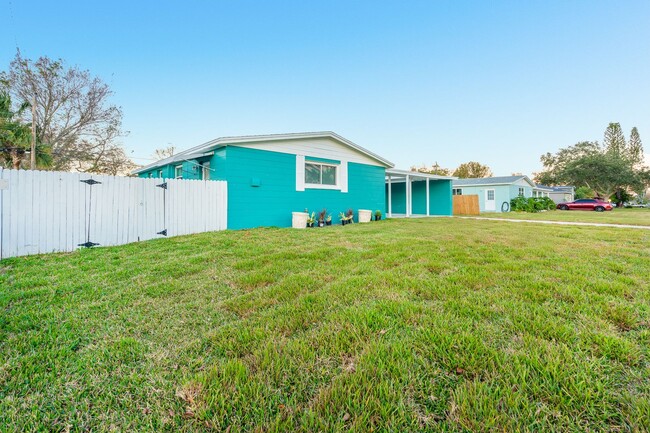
xmin=510 ymin=196 xmax=555 ymax=213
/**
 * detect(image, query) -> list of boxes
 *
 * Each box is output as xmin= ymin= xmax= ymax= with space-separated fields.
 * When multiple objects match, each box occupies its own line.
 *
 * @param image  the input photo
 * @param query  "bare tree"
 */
xmin=410 ymin=162 xmax=451 ymax=176
xmin=1 ymin=53 xmax=134 ymax=174
xmin=153 ymin=146 xmax=176 ymax=160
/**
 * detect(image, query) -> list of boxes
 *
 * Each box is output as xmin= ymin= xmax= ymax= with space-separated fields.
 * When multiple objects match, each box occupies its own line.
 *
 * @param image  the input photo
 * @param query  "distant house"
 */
xmin=452 ymin=175 xmax=547 ymax=213
xmin=132 ymin=132 xmax=454 ymax=229
xmin=543 ymin=185 xmax=575 ymax=204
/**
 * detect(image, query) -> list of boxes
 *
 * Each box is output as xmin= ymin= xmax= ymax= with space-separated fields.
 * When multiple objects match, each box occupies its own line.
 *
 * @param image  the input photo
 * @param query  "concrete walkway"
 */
xmin=457 ymin=216 xmax=650 ymax=230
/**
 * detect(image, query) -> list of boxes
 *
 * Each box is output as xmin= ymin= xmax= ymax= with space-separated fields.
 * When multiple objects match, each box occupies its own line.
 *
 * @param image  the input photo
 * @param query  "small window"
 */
xmin=175 ymin=165 xmax=183 ymax=179
xmin=158 ymin=169 xmax=163 ymax=178
xmin=147 ymin=172 xmax=152 ymax=178
xmin=452 ymin=188 xmax=463 ymax=196
xmin=487 ymin=190 xmax=495 ymax=200
xmin=518 ymin=187 xmax=525 ymax=196
xmin=305 ymin=162 xmax=337 ymax=186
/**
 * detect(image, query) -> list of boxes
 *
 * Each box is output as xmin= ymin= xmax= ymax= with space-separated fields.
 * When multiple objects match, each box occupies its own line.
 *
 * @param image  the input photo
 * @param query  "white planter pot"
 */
xmin=358 ymin=209 xmax=372 ymax=223
xmin=292 ymin=212 xmax=309 ymax=229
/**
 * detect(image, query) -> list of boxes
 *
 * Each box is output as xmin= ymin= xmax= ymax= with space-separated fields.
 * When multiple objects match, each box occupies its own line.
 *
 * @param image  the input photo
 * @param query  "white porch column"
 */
xmin=426 ymin=178 xmax=430 ymax=216
xmin=387 ymin=175 xmax=392 ymax=218
xmin=406 ymin=174 xmax=411 ymax=217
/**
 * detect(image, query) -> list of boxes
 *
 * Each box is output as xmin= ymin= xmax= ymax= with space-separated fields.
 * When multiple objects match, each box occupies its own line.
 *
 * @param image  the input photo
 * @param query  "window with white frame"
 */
xmin=452 ymin=188 xmax=463 ymax=195
xmin=158 ymin=169 xmax=163 ymax=178
xmin=487 ymin=190 xmax=495 ymax=200
xmin=305 ymin=162 xmax=337 ymax=186
xmin=175 ymin=165 xmax=183 ymax=179
xmin=518 ymin=187 xmax=525 ymax=196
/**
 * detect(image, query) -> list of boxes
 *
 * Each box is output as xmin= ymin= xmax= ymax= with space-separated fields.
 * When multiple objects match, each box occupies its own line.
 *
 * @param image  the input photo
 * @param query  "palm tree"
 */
xmin=0 ymin=92 xmax=51 ymax=169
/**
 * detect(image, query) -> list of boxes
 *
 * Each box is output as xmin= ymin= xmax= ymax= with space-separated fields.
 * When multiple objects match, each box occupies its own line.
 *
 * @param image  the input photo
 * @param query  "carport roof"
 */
xmin=386 ymin=168 xmax=456 ymax=181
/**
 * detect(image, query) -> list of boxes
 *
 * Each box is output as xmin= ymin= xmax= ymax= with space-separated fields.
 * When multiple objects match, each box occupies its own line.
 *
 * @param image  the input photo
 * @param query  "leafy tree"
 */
xmin=1 ymin=53 xmax=134 ymax=174
xmin=629 ymin=127 xmax=643 ymax=167
xmin=0 ymin=92 xmax=51 ymax=169
xmin=452 ymin=161 xmax=492 ymax=178
xmin=604 ymin=122 xmax=627 ymax=157
xmin=536 ymin=126 xmax=648 ymax=205
xmin=411 ymin=162 xmax=451 ymax=176
xmin=574 ymin=186 xmax=593 ymax=199
xmin=0 ymin=92 xmax=30 ymax=168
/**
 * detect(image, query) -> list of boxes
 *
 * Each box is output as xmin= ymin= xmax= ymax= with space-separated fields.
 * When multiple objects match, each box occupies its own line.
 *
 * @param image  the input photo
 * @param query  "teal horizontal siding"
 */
xmin=225 ymin=146 xmax=386 ymax=229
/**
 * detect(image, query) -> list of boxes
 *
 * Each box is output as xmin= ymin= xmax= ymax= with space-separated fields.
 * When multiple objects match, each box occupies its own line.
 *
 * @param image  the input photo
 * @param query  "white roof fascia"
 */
xmin=132 ymin=131 xmax=393 ymax=174
xmin=386 ymin=168 xmax=456 ymax=180
xmin=454 ymin=176 xmax=537 ymax=188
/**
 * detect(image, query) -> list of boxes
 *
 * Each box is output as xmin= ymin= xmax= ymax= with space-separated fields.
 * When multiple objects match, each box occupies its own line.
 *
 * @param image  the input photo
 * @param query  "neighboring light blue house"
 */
xmin=133 ymin=132 xmax=454 ymax=229
xmin=451 ymin=175 xmax=548 ymax=213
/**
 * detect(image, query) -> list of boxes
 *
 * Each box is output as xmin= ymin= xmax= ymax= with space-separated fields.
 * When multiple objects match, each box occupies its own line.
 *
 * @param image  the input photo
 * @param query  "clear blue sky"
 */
xmin=2 ymin=0 xmax=649 ymax=175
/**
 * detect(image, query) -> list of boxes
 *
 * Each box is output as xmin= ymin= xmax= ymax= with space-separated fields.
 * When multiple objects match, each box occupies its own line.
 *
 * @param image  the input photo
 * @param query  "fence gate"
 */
xmin=452 ymin=194 xmax=480 ymax=215
xmin=0 ymin=169 xmax=227 ymax=259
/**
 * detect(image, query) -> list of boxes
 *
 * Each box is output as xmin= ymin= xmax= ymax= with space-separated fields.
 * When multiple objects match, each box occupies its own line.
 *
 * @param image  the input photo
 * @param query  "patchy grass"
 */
xmin=1 ymin=218 xmax=649 ymax=432
xmin=477 ymin=207 xmax=650 ymax=226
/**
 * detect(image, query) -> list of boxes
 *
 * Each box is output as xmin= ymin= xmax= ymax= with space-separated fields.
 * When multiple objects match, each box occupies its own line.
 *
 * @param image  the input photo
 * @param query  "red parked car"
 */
xmin=556 ymin=198 xmax=613 ymax=212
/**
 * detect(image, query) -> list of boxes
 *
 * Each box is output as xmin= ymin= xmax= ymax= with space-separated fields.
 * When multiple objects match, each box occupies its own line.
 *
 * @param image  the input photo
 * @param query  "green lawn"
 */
xmin=476 ymin=207 xmax=650 ymax=226
xmin=1 ymin=219 xmax=649 ymax=432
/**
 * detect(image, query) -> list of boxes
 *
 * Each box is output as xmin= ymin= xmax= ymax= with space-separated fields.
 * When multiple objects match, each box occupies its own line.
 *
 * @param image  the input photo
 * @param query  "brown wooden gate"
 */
xmin=453 ymin=195 xmax=480 ymax=215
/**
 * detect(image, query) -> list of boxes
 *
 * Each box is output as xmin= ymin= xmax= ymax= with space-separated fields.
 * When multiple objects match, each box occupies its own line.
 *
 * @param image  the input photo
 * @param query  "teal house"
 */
xmin=133 ymin=132 xmax=454 ymax=229
xmin=452 ymin=175 xmax=550 ymax=213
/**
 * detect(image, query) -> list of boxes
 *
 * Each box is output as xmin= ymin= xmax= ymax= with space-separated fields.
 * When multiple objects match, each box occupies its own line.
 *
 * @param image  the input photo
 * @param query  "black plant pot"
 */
xmin=318 ymin=221 xmax=325 ymax=227
xmin=307 ymin=222 xmax=314 ymax=228
xmin=375 ymin=215 xmax=381 ymax=221
xmin=341 ymin=220 xmax=347 ymax=226
xmin=326 ymin=221 xmax=332 ymax=226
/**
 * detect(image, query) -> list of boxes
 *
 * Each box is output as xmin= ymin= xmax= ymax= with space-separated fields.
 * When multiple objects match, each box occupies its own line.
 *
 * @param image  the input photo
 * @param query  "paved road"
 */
xmin=457 ymin=216 xmax=650 ymax=230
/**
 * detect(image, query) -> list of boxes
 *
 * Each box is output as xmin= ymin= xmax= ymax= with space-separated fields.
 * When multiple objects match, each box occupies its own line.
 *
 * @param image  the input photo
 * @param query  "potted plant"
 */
xmin=339 ymin=211 xmax=347 ymax=225
xmin=318 ymin=209 xmax=327 ymax=227
xmin=326 ymin=214 xmax=332 ymax=226
xmin=346 ymin=208 xmax=355 ymax=223
xmin=306 ymin=211 xmax=315 ymax=228
xmin=374 ymin=210 xmax=382 ymax=221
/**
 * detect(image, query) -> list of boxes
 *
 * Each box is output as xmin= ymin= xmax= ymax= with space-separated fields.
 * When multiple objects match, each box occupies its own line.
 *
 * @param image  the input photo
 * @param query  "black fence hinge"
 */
xmin=157 ymin=229 xmax=168 ymax=236
xmin=156 ymin=182 xmax=167 ymax=189
xmin=78 ymin=241 xmax=100 ymax=248
xmin=80 ymin=179 xmax=102 ymax=185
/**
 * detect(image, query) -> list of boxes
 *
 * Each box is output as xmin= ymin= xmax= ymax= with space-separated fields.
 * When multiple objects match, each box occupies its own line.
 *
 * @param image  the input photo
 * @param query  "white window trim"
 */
xmin=452 ymin=188 xmax=462 ymax=196
xmin=296 ymin=155 xmax=348 ymax=192
xmin=305 ymin=161 xmax=339 ymax=189
xmin=175 ymin=165 xmax=183 ymax=179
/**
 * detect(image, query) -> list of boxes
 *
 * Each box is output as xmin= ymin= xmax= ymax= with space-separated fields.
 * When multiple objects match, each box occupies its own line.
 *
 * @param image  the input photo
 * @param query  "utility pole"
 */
xmin=30 ymin=94 xmax=36 ymax=170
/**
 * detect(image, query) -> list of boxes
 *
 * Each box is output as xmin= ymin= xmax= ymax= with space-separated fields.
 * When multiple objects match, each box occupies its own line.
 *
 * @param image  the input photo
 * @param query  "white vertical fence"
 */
xmin=0 ymin=168 xmax=227 ymax=259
